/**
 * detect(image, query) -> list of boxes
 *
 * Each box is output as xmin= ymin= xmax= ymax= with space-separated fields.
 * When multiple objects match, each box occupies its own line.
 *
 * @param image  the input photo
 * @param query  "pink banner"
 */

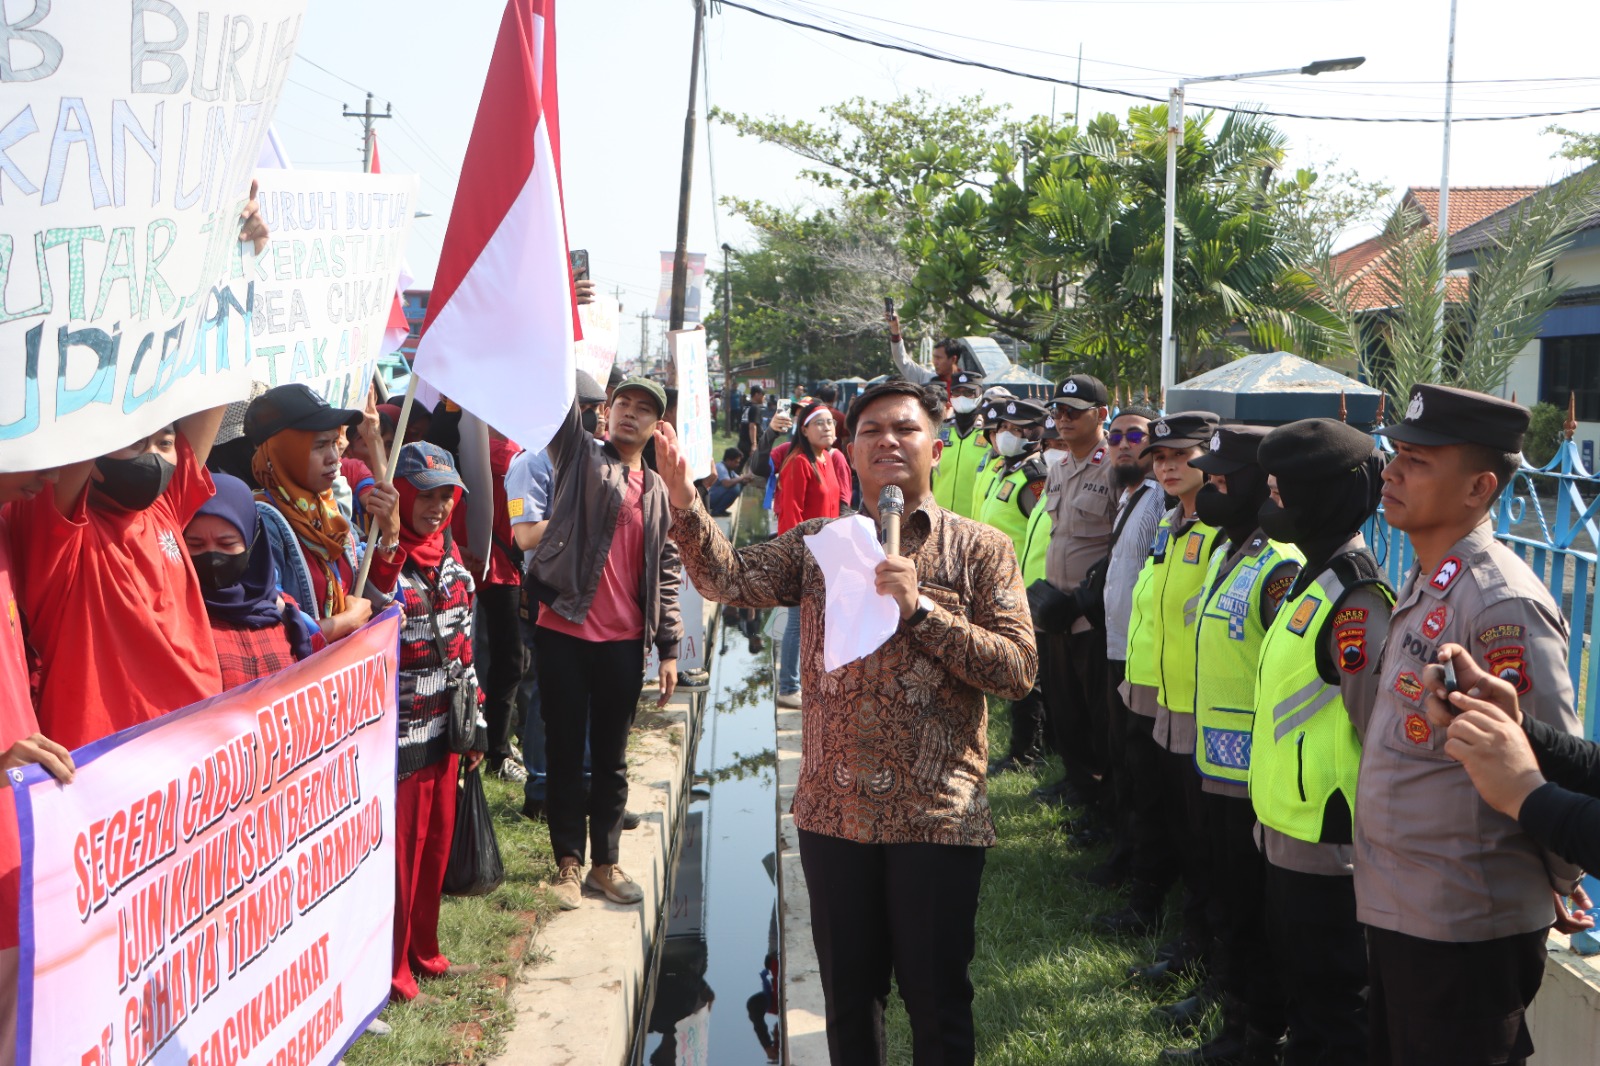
xmin=12 ymin=608 xmax=402 ymax=1066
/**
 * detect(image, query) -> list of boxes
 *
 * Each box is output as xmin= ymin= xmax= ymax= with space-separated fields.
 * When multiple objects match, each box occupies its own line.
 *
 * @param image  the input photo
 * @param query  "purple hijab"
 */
xmin=194 ymin=474 xmax=316 ymax=659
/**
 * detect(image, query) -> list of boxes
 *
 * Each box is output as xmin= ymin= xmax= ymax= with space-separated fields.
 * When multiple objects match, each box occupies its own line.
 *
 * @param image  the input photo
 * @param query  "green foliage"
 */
xmin=1524 ymin=402 xmax=1566 ymax=468
xmin=1546 ymin=124 xmax=1600 ymax=163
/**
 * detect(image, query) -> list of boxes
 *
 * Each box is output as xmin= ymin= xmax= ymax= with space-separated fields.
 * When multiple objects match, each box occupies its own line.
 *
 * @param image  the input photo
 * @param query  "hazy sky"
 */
xmin=274 ymin=0 xmax=1599 ymax=361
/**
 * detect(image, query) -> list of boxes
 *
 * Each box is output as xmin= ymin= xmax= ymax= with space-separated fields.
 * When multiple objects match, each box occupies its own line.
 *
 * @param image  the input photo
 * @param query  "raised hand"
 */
xmin=652 ymin=420 xmax=697 ymax=509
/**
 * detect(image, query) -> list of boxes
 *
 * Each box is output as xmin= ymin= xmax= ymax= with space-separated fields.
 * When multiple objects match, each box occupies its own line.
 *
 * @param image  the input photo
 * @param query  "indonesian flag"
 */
xmin=413 ymin=0 xmax=577 ymax=454
xmin=368 ymin=136 xmax=416 ymax=359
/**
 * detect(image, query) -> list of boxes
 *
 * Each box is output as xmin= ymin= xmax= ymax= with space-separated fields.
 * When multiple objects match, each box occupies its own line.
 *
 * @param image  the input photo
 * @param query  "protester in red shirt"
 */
xmin=246 ymin=384 xmax=403 ymax=642
xmin=773 ymin=402 xmax=842 ymax=707
xmin=452 ymin=429 xmax=528 ymax=781
xmin=185 ymin=474 xmax=324 ymax=690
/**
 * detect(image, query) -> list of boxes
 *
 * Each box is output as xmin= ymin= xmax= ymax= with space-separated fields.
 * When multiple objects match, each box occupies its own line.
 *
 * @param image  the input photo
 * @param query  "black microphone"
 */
xmin=878 ymin=485 xmax=904 ymax=556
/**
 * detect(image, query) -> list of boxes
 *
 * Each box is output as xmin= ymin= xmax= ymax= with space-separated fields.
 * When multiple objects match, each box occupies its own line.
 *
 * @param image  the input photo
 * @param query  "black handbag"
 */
xmin=408 ymin=565 xmax=480 ymax=755
xmin=1074 ymin=484 xmax=1151 ymax=631
xmin=442 ymin=766 xmax=505 ymax=897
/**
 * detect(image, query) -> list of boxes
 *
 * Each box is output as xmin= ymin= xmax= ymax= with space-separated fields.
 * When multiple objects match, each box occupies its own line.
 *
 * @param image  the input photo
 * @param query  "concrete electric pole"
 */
xmin=342 ymin=92 xmax=392 ymax=173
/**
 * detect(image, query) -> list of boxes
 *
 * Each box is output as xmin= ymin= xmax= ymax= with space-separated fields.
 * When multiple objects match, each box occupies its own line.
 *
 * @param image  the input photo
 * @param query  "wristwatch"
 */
xmin=906 ymin=594 xmax=935 ymax=627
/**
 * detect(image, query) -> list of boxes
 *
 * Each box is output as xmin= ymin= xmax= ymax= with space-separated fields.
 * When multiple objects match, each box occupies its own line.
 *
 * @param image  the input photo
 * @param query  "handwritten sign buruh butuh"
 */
xmin=0 ymin=1 xmax=308 ymax=472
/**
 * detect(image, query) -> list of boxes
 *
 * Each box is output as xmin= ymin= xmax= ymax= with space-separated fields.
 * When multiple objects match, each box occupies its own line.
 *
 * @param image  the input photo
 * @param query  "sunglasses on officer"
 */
xmin=1048 ymin=405 xmax=1097 ymax=422
xmin=1107 ymin=428 xmax=1149 ymax=446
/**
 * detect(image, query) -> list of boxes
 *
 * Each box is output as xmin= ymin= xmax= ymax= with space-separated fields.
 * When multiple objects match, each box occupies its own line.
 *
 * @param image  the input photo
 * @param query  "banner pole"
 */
xmin=353 ymin=373 xmax=420 ymax=600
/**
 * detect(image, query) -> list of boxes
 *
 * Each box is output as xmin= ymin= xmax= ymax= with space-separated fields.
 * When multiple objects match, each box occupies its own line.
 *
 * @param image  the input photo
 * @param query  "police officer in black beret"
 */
xmin=1358 ymin=385 xmax=1582 ymax=1066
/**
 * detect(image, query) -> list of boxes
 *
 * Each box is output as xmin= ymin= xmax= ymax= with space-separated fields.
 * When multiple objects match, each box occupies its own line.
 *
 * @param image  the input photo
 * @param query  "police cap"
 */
xmin=1258 ymin=418 xmax=1380 ymax=483
xmin=950 ymin=370 xmax=985 ymax=393
xmin=1190 ymin=424 xmax=1271 ymax=475
xmin=1376 ymin=383 xmax=1528 ymax=452
xmin=1051 ymin=374 xmax=1110 ymax=411
xmin=991 ymin=398 xmax=1048 ymax=426
xmin=1141 ymin=411 xmax=1220 ymax=456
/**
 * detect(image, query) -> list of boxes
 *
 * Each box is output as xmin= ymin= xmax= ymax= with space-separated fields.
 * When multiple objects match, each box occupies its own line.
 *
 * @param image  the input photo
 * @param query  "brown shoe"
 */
xmin=585 ymin=863 xmax=644 ymax=905
xmin=550 ymin=861 xmax=583 ymax=910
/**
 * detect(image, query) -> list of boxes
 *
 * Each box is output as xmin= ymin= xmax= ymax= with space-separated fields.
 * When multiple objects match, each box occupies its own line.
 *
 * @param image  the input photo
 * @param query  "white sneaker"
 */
xmin=497 ymin=760 xmax=529 ymax=783
xmin=776 ymin=692 xmax=801 ymax=709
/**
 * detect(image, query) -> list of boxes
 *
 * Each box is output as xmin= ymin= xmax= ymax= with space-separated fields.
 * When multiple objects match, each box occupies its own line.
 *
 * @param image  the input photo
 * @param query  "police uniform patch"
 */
xmin=1485 ymin=645 xmax=1531 ymax=695
xmin=1394 ymin=671 xmax=1424 ymax=703
xmin=1401 ymin=631 xmax=1432 ymax=663
xmin=1287 ymin=596 xmax=1320 ymax=635
xmin=1183 ymin=531 xmax=1204 ymax=564
xmin=1091 ymin=447 xmax=1106 ymax=465
xmin=1478 ymin=623 xmax=1524 ymax=644
xmin=507 ymin=497 xmax=524 ymax=518
xmin=1336 ymin=625 xmax=1367 ymax=673
xmin=1404 ymin=711 xmax=1431 ymax=744
xmin=1422 ymin=605 xmax=1448 ymax=640
xmin=1333 ymin=607 xmax=1368 ymax=626
xmin=939 ymin=426 xmax=953 ymax=444
xmin=1430 ymin=556 xmax=1463 ymax=591
xmin=1265 ymin=573 xmax=1295 ymax=606
xmin=997 ymin=480 xmax=1015 ymax=502
xmin=1152 ymin=526 xmax=1171 ymax=557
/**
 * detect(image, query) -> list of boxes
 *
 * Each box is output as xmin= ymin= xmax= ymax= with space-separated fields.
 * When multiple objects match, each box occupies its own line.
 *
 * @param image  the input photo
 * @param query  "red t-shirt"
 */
xmin=771 ymin=442 xmax=851 ymax=513
xmin=538 ymin=469 xmax=645 ymax=643
xmin=0 ymin=509 xmax=42 ymax=952
xmin=452 ymin=437 xmax=523 ymax=586
xmin=774 ymin=449 xmax=842 ymax=534
xmin=9 ymin=436 xmax=222 ymax=751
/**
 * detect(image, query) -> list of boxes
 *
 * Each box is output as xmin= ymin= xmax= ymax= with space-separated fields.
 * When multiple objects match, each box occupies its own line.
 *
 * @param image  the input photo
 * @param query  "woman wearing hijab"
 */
xmin=771 ymin=402 xmax=842 ymax=708
xmin=390 ymin=442 xmax=486 ymax=1004
xmin=184 ymin=474 xmax=324 ymax=690
xmin=244 ymin=384 xmax=404 ymax=642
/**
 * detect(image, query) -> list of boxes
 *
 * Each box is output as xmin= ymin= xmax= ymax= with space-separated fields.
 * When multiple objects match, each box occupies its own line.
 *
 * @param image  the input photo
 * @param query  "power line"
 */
xmin=718 ymin=0 xmax=1600 ymax=124
xmin=295 ymin=55 xmax=370 ymax=96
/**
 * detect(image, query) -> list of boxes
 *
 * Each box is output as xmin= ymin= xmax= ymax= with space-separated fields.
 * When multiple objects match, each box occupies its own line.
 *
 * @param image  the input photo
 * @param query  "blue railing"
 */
xmin=1365 ymin=436 xmax=1600 ymax=738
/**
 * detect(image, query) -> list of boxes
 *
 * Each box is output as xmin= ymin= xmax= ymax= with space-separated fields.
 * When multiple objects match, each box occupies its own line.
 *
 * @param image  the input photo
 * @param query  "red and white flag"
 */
xmin=369 ymin=136 xmax=417 ymax=359
xmin=413 ymin=0 xmax=577 ymax=454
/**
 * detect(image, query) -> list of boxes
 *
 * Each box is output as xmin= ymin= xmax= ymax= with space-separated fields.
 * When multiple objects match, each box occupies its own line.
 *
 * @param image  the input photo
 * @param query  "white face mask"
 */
xmin=1044 ymin=447 xmax=1072 ymax=467
xmin=951 ymin=396 xmax=979 ymax=415
xmin=996 ymin=430 xmax=1025 ymax=457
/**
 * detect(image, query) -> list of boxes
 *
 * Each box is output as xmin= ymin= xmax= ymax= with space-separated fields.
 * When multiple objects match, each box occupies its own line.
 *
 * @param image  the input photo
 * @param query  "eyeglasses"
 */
xmin=1107 ymin=429 xmax=1149 ymax=446
xmin=1049 ymin=405 xmax=1096 ymax=421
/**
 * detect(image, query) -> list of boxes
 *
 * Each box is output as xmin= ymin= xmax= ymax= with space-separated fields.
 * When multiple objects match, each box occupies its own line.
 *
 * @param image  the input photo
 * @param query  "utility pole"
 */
xmin=668 ymin=0 xmax=705 ymax=331
xmin=721 ymin=242 xmax=734 ymax=414
xmin=638 ymin=310 xmax=650 ymax=375
xmin=342 ymin=91 xmax=392 ymax=173
xmin=1435 ymin=0 xmax=1459 ymax=368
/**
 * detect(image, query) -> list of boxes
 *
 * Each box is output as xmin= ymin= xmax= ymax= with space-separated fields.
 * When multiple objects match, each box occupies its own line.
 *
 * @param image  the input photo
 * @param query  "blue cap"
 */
xmin=394 ymin=442 xmax=468 ymax=492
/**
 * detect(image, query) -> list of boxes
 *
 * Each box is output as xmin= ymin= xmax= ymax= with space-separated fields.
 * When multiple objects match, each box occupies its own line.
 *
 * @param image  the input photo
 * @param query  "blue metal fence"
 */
xmin=1364 ymin=436 xmax=1600 ymax=737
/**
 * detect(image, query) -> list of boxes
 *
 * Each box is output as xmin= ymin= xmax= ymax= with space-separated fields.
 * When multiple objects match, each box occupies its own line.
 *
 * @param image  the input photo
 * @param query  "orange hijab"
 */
xmin=252 ymin=429 xmax=352 ymax=615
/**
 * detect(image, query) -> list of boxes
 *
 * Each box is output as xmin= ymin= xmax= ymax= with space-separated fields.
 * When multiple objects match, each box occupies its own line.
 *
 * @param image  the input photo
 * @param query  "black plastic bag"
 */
xmin=443 ymin=766 xmax=505 ymax=897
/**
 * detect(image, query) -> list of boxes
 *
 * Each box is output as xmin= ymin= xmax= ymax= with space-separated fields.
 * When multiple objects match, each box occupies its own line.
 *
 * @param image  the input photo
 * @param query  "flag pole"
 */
xmin=352 ymin=372 xmax=420 ymax=600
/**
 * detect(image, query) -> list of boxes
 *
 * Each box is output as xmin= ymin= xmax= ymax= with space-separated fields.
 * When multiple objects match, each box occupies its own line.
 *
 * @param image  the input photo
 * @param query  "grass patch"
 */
xmin=344 ymin=773 xmax=558 ymax=1066
xmin=882 ymin=701 xmax=1207 ymax=1066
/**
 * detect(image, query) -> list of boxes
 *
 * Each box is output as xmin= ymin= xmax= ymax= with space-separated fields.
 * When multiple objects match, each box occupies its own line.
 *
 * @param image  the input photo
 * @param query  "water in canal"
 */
xmin=642 ymin=502 xmax=785 ymax=1066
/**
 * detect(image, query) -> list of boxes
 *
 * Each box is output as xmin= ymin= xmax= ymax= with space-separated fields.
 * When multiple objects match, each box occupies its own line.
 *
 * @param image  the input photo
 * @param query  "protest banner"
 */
xmin=654 ymin=253 xmax=705 ymax=323
xmin=669 ymin=328 xmax=714 ymax=482
xmin=249 ymin=169 xmax=420 ymax=407
xmin=12 ymin=608 xmax=401 ymax=1066
xmin=574 ymin=297 xmax=621 ymax=385
xmin=0 ymin=0 xmax=308 ymax=472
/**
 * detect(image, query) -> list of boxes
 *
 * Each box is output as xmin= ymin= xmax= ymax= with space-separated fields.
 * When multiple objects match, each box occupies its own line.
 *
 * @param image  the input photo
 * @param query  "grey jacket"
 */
xmin=526 ymin=399 xmax=683 ymax=660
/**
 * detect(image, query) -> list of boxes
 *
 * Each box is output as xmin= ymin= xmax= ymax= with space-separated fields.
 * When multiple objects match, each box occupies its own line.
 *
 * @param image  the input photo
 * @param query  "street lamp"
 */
xmin=1158 ymin=56 xmax=1365 ymax=400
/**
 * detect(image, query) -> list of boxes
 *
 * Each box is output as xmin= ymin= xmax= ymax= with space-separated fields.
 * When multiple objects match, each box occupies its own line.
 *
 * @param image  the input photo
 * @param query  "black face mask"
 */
xmin=581 ymin=407 xmax=599 ymax=434
xmin=1194 ymin=483 xmax=1259 ymax=531
xmin=1257 ymin=500 xmax=1301 ymax=544
xmin=93 ymin=452 xmax=174 ymax=512
xmin=192 ymin=549 xmax=252 ymax=594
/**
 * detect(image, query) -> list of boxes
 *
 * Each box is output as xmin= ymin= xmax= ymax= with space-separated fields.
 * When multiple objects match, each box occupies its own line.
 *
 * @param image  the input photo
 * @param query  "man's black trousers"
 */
xmin=534 ymin=627 xmax=644 ymax=865
xmin=1202 ymin=790 xmax=1284 ymax=1038
xmin=1119 ymin=697 xmax=1179 ymax=907
xmin=797 ymin=829 xmax=986 ymax=1066
xmin=477 ymin=582 xmax=525 ymax=768
xmin=1040 ymin=629 xmax=1109 ymax=808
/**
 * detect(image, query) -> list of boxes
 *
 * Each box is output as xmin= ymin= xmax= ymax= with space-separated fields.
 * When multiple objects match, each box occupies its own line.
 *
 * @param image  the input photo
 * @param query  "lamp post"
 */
xmin=721 ymin=242 xmax=735 ymax=432
xmin=1158 ymin=56 xmax=1365 ymax=400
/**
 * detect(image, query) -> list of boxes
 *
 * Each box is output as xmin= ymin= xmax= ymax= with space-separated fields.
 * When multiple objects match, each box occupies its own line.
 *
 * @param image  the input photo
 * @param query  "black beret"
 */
xmin=1376 ymin=383 xmax=1528 ymax=453
xmin=1190 ymin=424 xmax=1271 ymax=475
xmin=1259 ymin=418 xmax=1379 ymax=484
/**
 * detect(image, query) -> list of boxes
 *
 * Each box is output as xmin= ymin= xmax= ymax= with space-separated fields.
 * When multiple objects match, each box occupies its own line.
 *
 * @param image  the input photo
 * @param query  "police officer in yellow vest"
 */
xmin=1250 ymin=418 xmax=1394 ymax=1066
xmin=1360 ymin=385 xmax=1581 ymax=1066
xmin=1097 ymin=412 xmax=1221 ymax=973
xmin=933 ymin=370 xmax=989 ymax=518
xmin=975 ymin=398 xmax=1050 ymax=559
xmin=969 ymin=388 xmax=1014 ymax=519
xmin=1163 ymin=425 xmax=1302 ymax=1065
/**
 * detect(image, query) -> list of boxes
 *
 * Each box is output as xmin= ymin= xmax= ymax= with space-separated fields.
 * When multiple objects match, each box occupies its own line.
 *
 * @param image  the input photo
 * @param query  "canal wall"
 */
xmin=775 ymin=667 xmax=829 ymax=1066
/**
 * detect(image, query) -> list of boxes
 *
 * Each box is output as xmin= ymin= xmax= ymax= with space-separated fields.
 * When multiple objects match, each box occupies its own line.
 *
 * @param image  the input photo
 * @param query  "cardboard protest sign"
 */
xmin=670 ymin=328 xmax=714 ymax=481
xmin=0 ymin=0 xmax=307 ymax=472
xmin=13 ymin=608 xmax=400 ymax=1066
xmin=574 ymin=297 xmax=621 ymax=386
xmin=654 ymin=252 xmax=705 ymax=323
xmin=249 ymin=169 xmax=420 ymax=407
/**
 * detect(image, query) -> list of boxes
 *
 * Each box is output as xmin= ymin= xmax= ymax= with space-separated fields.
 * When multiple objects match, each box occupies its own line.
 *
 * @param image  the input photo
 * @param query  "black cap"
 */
xmin=1376 ymin=383 xmax=1529 ymax=452
xmin=244 ymin=383 xmax=362 ymax=447
xmin=607 ymin=365 xmax=627 ymax=390
xmin=1050 ymin=374 xmax=1110 ymax=411
xmin=1040 ymin=414 xmax=1061 ymax=441
xmin=1141 ymin=411 xmax=1220 ymax=456
xmin=950 ymin=370 xmax=985 ymax=392
xmin=1259 ymin=418 xmax=1381 ymax=484
xmin=989 ymin=397 xmax=1048 ymax=426
xmin=1190 ymin=424 xmax=1270 ymax=475
xmin=575 ymin=370 xmax=606 ymax=405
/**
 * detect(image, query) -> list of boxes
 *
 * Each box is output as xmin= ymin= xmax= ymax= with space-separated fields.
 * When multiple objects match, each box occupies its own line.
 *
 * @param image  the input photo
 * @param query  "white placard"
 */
xmin=670 ymin=328 xmax=714 ymax=480
xmin=574 ymin=297 xmax=620 ymax=385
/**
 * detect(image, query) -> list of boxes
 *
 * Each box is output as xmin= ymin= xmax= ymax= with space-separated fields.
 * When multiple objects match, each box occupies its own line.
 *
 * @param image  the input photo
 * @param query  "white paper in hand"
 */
xmin=803 ymin=515 xmax=902 ymax=672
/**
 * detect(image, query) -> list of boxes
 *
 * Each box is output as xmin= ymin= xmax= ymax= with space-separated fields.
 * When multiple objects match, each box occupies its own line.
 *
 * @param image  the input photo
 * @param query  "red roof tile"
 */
xmin=1403 ymin=187 xmax=1542 ymax=235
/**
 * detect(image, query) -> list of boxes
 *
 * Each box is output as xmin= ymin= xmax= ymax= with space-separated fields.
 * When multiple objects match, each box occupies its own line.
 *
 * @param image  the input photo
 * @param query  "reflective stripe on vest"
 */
xmin=934 ymin=424 xmax=987 ymax=518
xmin=1247 ymin=570 xmax=1391 ymax=843
xmin=1154 ymin=520 xmax=1224 ymax=715
xmin=1124 ymin=517 xmax=1169 ymax=688
xmin=1193 ymin=538 xmax=1304 ymax=784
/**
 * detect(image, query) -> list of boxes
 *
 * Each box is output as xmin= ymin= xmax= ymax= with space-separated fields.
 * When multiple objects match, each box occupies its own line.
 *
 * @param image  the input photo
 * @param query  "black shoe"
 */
xmin=1152 ymin=994 xmax=1212 ymax=1035
xmin=520 ymin=798 xmax=546 ymax=822
xmin=748 ymin=635 xmax=765 ymax=654
xmin=1241 ymin=1028 xmax=1284 ymax=1066
xmin=1032 ymin=781 xmax=1087 ymax=808
xmin=1083 ymin=861 xmax=1127 ymax=890
xmin=1064 ymin=823 xmax=1113 ymax=848
xmin=622 ymin=810 xmax=643 ymax=831
xmin=1131 ymin=946 xmax=1204 ymax=983
xmin=987 ymin=753 xmax=1039 ymax=775
xmin=1093 ymin=904 xmax=1160 ymax=937
xmin=1159 ymin=1033 xmax=1246 ymax=1064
